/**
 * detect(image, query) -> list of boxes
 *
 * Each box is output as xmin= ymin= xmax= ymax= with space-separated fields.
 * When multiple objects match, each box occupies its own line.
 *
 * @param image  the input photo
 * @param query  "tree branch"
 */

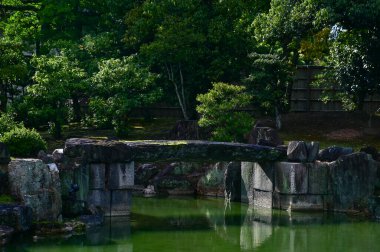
xmin=178 ymin=64 xmax=187 ymax=113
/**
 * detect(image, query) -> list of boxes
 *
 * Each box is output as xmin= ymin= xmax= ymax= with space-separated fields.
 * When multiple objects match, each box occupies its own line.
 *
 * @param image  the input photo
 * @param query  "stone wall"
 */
xmin=242 ymin=153 xmax=380 ymax=213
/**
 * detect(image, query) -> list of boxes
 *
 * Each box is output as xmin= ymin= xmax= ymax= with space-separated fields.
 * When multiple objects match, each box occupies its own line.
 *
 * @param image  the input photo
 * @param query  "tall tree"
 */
xmin=0 ymin=37 xmax=28 ymax=111
xmin=26 ymin=53 xmax=87 ymax=138
xmin=125 ymin=0 xmax=264 ymax=119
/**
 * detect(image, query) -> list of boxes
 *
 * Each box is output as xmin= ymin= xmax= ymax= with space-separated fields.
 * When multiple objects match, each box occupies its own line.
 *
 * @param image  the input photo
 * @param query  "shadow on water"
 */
xmin=4 ymin=196 xmax=380 ymax=252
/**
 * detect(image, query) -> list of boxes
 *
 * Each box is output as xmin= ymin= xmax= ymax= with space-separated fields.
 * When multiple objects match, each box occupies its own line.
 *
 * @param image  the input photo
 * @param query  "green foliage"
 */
xmin=244 ymin=53 xmax=291 ymax=115
xmin=2 ymin=0 xmax=380 ymax=131
xmin=310 ymin=0 xmax=380 ymax=111
xmin=0 ymin=37 xmax=29 ymax=111
xmin=299 ymin=28 xmax=330 ymax=64
xmin=315 ymin=29 xmax=380 ymax=111
xmin=0 ymin=113 xmax=23 ymax=136
xmin=26 ymin=53 xmax=87 ymax=138
xmin=0 ymin=127 xmax=47 ymax=157
xmin=125 ymin=0 xmax=263 ymax=119
xmin=88 ymin=56 xmax=161 ymax=137
xmin=196 ymin=82 xmax=253 ymax=142
xmin=253 ymin=0 xmax=323 ymax=64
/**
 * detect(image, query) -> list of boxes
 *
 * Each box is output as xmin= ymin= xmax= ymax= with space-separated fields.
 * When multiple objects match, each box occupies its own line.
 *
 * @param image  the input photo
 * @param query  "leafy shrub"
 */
xmin=0 ymin=113 xmax=23 ymax=136
xmin=0 ymin=127 xmax=47 ymax=157
xmin=196 ymin=82 xmax=254 ymax=142
xmin=88 ymin=56 xmax=161 ymax=137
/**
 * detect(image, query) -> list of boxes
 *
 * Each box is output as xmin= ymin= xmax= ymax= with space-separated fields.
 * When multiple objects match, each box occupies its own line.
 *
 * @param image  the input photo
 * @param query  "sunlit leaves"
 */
xmin=196 ymin=82 xmax=253 ymax=142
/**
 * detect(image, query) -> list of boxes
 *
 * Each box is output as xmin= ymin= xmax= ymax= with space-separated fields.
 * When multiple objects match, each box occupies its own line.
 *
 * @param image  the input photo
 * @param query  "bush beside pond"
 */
xmin=0 ymin=127 xmax=47 ymax=157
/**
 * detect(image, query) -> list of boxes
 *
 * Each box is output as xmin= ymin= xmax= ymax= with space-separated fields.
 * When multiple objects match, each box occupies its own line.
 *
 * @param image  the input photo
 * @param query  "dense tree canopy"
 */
xmin=1 ymin=0 xmax=379 ymax=138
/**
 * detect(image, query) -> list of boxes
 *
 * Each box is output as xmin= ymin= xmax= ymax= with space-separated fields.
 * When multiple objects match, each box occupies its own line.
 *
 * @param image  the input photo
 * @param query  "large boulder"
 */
xmin=287 ymin=141 xmax=308 ymax=162
xmin=37 ymin=150 xmax=54 ymax=164
xmin=287 ymin=141 xmax=320 ymax=162
xmin=247 ymin=127 xmax=283 ymax=147
xmin=0 ymin=204 xmax=32 ymax=231
xmin=135 ymin=163 xmax=160 ymax=186
xmin=52 ymin=149 xmax=64 ymax=163
xmin=8 ymin=159 xmax=62 ymax=221
xmin=318 ymin=146 xmax=354 ymax=162
xmin=328 ymin=153 xmax=379 ymax=211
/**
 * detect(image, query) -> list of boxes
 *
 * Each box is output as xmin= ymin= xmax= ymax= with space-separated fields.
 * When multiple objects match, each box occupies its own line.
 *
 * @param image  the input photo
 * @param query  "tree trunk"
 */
xmin=165 ymin=64 xmax=189 ymax=120
xmin=275 ymin=106 xmax=282 ymax=130
xmin=72 ymin=96 xmax=81 ymax=122
xmin=0 ymin=81 xmax=8 ymax=112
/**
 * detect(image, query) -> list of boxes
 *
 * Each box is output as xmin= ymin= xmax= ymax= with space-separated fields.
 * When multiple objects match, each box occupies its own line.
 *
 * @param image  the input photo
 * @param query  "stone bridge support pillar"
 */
xmin=88 ymin=162 xmax=134 ymax=216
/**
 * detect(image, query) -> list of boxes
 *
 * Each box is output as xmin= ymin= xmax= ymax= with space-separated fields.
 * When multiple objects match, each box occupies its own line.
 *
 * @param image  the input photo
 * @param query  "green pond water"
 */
xmin=4 ymin=196 xmax=380 ymax=252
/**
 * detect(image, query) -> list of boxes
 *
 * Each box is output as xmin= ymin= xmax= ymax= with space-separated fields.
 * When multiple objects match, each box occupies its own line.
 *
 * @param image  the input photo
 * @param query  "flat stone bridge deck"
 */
xmin=64 ymin=138 xmax=286 ymax=163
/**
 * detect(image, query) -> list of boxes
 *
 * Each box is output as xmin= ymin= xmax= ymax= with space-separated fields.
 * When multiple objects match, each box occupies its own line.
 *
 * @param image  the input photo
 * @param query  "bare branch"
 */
xmin=178 ymin=64 xmax=187 ymax=113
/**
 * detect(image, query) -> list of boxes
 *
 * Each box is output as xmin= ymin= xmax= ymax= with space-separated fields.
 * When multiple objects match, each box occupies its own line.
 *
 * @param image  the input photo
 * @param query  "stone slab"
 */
xmin=253 ymin=190 xmax=273 ymax=209
xmin=307 ymin=162 xmax=329 ymax=194
xmin=87 ymin=189 xmax=132 ymax=216
xmin=241 ymin=162 xmax=254 ymax=205
xmin=275 ymin=162 xmax=308 ymax=194
xmin=108 ymin=190 xmax=132 ymax=216
xmin=306 ymin=142 xmax=320 ymax=162
xmin=253 ymin=163 xmax=274 ymax=192
xmin=87 ymin=189 xmax=106 ymax=210
xmin=109 ymin=162 xmax=134 ymax=190
xmin=64 ymin=138 xmax=286 ymax=163
xmin=89 ymin=163 xmax=106 ymax=190
xmin=287 ymin=141 xmax=308 ymax=162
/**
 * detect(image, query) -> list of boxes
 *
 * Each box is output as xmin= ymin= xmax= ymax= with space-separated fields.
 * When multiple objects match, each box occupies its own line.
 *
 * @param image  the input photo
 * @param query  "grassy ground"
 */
xmin=279 ymin=112 xmax=380 ymax=151
xmin=40 ymin=112 xmax=380 ymax=152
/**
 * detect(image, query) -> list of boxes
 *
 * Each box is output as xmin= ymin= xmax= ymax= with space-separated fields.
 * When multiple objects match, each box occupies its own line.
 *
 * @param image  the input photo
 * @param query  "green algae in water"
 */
xmin=4 ymin=196 xmax=380 ymax=252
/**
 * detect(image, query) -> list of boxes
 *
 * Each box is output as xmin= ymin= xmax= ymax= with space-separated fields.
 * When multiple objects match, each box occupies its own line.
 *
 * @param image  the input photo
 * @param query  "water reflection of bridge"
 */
xmin=49 ymin=197 xmax=380 ymax=252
